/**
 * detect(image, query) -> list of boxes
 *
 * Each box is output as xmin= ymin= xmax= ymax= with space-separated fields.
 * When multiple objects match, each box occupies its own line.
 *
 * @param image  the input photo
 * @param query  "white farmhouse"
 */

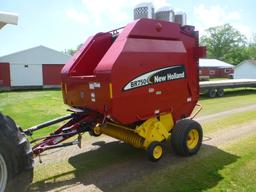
xmin=234 ymin=60 xmax=256 ymax=79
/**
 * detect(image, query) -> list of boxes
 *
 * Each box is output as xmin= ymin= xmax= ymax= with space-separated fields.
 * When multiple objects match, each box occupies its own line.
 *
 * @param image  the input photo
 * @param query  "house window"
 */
xmin=224 ymin=68 xmax=231 ymax=73
xmin=209 ymin=70 xmax=215 ymax=75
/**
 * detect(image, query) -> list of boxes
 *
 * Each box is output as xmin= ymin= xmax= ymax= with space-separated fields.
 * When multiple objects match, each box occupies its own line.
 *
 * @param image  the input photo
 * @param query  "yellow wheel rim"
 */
xmin=93 ymin=126 xmax=101 ymax=135
xmin=153 ymin=145 xmax=163 ymax=159
xmin=187 ymin=129 xmax=199 ymax=150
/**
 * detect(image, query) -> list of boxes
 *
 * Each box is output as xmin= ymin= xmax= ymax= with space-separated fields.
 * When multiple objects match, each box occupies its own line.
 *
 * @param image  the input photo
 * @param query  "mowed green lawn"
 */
xmin=1 ymin=88 xmax=256 ymax=129
xmin=0 ymin=88 xmax=256 ymax=191
xmin=0 ymin=90 xmax=68 ymax=138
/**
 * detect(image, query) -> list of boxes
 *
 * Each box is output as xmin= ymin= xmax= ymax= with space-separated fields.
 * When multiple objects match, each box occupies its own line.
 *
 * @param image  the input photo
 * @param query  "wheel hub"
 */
xmin=187 ymin=129 xmax=199 ymax=150
xmin=153 ymin=145 xmax=163 ymax=159
xmin=94 ymin=126 xmax=101 ymax=135
xmin=0 ymin=153 xmax=7 ymax=192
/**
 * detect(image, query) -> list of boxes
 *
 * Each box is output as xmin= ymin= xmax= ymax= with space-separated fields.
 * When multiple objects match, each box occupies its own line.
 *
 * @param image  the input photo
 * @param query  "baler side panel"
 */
xmin=61 ymin=19 xmax=205 ymax=125
xmin=61 ymin=33 xmax=114 ymax=112
xmin=110 ymin=38 xmax=189 ymax=124
xmin=62 ymin=76 xmax=110 ymax=113
xmin=172 ymin=32 xmax=201 ymax=120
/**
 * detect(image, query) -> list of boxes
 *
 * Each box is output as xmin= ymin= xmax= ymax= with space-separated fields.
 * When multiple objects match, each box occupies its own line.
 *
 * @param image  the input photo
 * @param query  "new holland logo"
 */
xmin=123 ymin=65 xmax=186 ymax=91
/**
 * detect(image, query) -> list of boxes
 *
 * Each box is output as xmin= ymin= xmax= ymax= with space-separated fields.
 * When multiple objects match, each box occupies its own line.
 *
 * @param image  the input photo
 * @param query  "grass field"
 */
xmin=1 ymin=88 xmax=256 ymax=128
xmin=0 ymin=90 xmax=67 ymax=138
xmin=1 ymin=89 xmax=256 ymax=191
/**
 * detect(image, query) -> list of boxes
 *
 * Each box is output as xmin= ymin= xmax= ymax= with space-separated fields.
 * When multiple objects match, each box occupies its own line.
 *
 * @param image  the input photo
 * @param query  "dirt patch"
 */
xmin=204 ymin=120 xmax=256 ymax=146
xmin=195 ymin=104 xmax=256 ymax=123
xmin=35 ymin=135 xmax=116 ymax=164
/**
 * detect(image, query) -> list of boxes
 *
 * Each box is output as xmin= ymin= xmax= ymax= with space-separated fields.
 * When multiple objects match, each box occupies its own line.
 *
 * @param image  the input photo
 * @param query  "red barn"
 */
xmin=0 ymin=46 xmax=70 ymax=90
xmin=199 ymin=59 xmax=234 ymax=79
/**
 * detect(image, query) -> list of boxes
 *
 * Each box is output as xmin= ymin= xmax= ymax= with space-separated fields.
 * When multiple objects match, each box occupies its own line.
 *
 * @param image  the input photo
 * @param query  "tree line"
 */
xmin=200 ymin=24 xmax=256 ymax=65
xmin=64 ymin=24 xmax=256 ymax=65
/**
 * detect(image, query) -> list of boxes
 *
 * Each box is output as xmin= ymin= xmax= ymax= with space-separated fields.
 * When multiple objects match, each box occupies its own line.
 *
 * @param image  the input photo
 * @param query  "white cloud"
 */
xmin=81 ymin=0 xmax=131 ymax=26
xmin=66 ymin=1 xmax=253 ymax=39
xmin=66 ymin=0 xmax=170 ymax=27
xmin=235 ymin=24 xmax=253 ymax=39
xmin=193 ymin=4 xmax=252 ymax=38
xmin=66 ymin=8 xmax=89 ymax=24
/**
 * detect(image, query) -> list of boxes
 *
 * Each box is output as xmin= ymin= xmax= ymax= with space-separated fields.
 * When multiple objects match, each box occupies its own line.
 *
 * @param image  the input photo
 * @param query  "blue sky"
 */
xmin=1 ymin=0 xmax=255 ymax=56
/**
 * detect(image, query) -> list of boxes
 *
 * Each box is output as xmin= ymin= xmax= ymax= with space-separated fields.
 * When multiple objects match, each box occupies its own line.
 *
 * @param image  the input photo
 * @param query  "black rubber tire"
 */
xmin=171 ymin=119 xmax=203 ymax=157
xmin=217 ymin=88 xmax=225 ymax=97
xmin=208 ymin=88 xmax=217 ymax=98
xmin=0 ymin=113 xmax=34 ymax=192
xmin=89 ymin=126 xmax=102 ymax=137
xmin=147 ymin=141 xmax=164 ymax=162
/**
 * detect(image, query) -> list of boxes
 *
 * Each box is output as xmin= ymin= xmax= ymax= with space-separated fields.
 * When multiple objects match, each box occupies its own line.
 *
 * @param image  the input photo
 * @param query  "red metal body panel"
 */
xmin=43 ymin=64 xmax=64 ymax=85
xmin=61 ymin=19 xmax=206 ymax=124
xmin=0 ymin=62 xmax=10 ymax=87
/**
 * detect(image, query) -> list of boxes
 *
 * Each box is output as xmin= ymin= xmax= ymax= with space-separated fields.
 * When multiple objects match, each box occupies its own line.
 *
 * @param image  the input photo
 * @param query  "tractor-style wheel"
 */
xmin=171 ymin=119 xmax=203 ymax=156
xmin=147 ymin=141 xmax=164 ymax=162
xmin=0 ymin=113 xmax=34 ymax=192
xmin=89 ymin=125 xmax=102 ymax=137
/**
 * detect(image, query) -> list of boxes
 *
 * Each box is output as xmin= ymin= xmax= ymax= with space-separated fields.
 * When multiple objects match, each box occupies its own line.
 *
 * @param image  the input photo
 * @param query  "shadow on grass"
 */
xmin=200 ymin=88 xmax=256 ymax=101
xmin=29 ymin=140 xmax=239 ymax=192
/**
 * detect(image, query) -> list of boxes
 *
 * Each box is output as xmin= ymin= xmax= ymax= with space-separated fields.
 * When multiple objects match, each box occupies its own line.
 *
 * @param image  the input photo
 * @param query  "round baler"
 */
xmin=60 ymin=18 xmax=206 ymax=161
xmin=0 ymin=18 xmax=205 ymax=191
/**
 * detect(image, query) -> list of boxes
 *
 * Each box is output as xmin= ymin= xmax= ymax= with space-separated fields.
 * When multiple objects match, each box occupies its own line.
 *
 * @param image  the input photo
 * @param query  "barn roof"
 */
xmin=234 ymin=60 xmax=256 ymax=69
xmin=0 ymin=45 xmax=70 ymax=64
xmin=238 ymin=60 xmax=256 ymax=65
xmin=199 ymin=59 xmax=234 ymax=68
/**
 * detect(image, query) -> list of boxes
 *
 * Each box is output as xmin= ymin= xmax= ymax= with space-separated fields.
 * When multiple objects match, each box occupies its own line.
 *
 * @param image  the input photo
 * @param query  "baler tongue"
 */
xmin=23 ymin=109 xmax=101 ymax=156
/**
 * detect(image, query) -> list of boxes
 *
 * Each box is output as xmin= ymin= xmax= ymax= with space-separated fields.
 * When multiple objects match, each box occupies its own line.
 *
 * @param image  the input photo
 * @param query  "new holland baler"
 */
xmin=60 ymin=18 xmax=206 ymax=160
xmin=0 ymin=18 xmax=205 ymax=192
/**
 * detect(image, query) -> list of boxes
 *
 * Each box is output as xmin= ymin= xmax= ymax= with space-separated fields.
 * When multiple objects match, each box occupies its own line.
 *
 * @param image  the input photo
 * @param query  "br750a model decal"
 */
xmin=123 ymin=65 xmax=186 ymax=91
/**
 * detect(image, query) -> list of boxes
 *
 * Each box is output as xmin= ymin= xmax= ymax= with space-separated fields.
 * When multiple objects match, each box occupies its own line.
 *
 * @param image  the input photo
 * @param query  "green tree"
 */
xmin=200 ymin=24 xmax=248 ymax=65
xmin=64 ymin=43 xmax=83 ymax=56
xmin=247 ymin=34 xmax=256 ymax=60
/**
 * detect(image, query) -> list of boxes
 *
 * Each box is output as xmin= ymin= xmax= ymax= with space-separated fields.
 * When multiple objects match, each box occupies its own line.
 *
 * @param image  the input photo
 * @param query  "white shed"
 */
xmin=0 ymin=45 xmax=70 ymax=87
xmin=234 ymin=60 xmax=256 ymax=79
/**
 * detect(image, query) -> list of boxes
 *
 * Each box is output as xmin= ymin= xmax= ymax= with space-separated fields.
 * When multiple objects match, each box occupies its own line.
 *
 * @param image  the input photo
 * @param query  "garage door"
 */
xmin=10 ymin=64 xmax=43 ymax=86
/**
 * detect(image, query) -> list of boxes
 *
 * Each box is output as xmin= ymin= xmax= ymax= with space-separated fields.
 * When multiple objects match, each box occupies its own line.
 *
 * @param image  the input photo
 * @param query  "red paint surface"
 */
xmin=199 ymin=67 xmax=234 ymax=78
xmin=43 ymin=64 xmax=64 ymax=85
xmin=61 ymin=19 xmax=206 ymax=124
xmin=0 ymin=63 xmax=10 ymax=86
